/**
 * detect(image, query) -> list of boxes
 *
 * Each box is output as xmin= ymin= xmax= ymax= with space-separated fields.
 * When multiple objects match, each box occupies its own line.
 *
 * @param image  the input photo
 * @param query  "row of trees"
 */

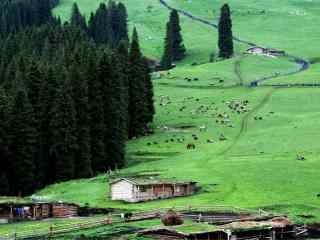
xmin=71 ymin=1 xmax=128 ymax=47
xmin=0 ymin=2 xmax=154 ymax=196
xmin=0 ymin=0 xmax=58 ymax=37
xmin=160 ymin=4 xmax=234 ymax=70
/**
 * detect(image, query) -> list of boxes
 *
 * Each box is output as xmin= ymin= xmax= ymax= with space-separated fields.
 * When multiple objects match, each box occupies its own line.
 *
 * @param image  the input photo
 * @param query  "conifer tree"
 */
xmin=117 ymin=41 xmax=130 ymax=138
xmin=49 ymin=75 xmax=77 ymax=182
xmin=69 ymin=61 xmax=93 ymax=178
xmin=170 ymin=10 xmax=185 ymax=61
xmin=117 ymin=2 xmax=129 ymax=43
xmin=37 ymin=66 xmax=57 ymax=185
xmin=0 ymin=87 xmax=11 ymax=194
xmin=142 ymin=57 xmax=155 ymax=125
xmin=128 ymin=28 xmax=146 ymax=138
xmin=160 ymin=22 xmax=173 ymax=70
xmin=97 ymin=51 xmax=122 ymax=169
xmin=25 ymin=60 xmax=43 ymax=112
xmin=70 ymin=2 xmax=87 ymax=32
xmin=9 ymin=88 xmax=37 ymax=195
xmin=87 ymin=51 xmax=107 ymax=173
xmin=161 ymin=10 xmax=185 ymax=69
xmin=218 ymin=4 xmax=234 ymax=58
xmin=91 ymin=3 xmax=112 ymax=44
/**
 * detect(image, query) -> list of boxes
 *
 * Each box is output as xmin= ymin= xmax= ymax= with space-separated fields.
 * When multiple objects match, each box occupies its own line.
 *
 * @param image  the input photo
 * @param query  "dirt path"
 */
xmin=234 ymin=55 xmax=246 ymax=86
xmin=158 ymin=0 xmax=310 ymax=86
xmin=218 ymin=88 xmax=276 ymax=156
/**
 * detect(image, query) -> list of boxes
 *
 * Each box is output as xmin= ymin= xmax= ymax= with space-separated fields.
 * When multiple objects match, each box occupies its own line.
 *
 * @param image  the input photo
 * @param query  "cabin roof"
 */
xmin=0 ymin=197 xmax=79 ymax=207
xmin=219 ymin=221 xmax=272 ymax=232
xmin=110 ymin=177 xmax=197 ymax=186
xmin=247 ymin=46 xmax=264 ymax=50
xmin=139 ymin=223 xmax=224 ymax=237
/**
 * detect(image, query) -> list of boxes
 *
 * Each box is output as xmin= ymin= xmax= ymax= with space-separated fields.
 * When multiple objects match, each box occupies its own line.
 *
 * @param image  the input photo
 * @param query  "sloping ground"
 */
xmin=33 ymin=0 xmax=320 ymax=224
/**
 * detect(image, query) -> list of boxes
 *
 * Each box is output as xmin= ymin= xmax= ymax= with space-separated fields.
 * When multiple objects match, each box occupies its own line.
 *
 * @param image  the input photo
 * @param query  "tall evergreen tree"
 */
xmin=170 ymin=10 xmax=186 ymax=61
xmin=97 ymin=51 xmax=122 ymax=169
xmin=161 ymin=9 xmax=185 ymax=69
xmin=25 ymin=60 xmax=43 ymax=111
xmin=142 ymin=57 xmax=155 ymax=125
xmin=117 ymin=40 xmax=129 ymax=138
xmin=91 ymin=3 xmax=112 ymax=44
xmin=49 ymin=75 xmax=77 ymax=182
xmin=128 ymin=28 xmax=147 ymax=138
xmin=218 ymin=4 xmax=234 ymax=58
xmin=160 ymin=22 xmax=173 ymax=70
xmin=69 ymin=61 xmax=93 ymax=178
xmin=117 ymin=2 xmax=129 ymax=44
xmin=87 ymin=51 xmax=107 ymax=173
xmin=0 ymin=87 xmax=11 ymax=194
xmin=70 ymin=2 xmax=87 ymax=32
xmin=9 ymin=87 xmax=37 ymax=195
xmin=37 ymin=66 xmax=57 ymax=185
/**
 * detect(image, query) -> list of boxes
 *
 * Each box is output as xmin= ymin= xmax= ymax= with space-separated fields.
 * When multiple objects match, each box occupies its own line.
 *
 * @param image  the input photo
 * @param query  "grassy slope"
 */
xmin=34 ymin=0 xmax=320 ymax=224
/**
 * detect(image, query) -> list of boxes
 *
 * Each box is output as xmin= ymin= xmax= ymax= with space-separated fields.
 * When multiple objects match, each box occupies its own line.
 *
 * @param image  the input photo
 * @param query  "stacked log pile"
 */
xmin=52 ymin=203 xmax=79 ymax=218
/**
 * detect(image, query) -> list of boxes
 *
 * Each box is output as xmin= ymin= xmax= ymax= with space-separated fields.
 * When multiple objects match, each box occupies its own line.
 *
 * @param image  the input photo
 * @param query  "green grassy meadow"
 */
xmin=33 ymin=0 xmax=320 ymax=225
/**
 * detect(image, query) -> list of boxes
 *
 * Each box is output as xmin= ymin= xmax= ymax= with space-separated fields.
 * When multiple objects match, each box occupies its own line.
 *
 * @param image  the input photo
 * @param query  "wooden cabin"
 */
xmin=0 ymin=201 xmax=79 ymax=223
xmin=110 ymin=178 xmax=198 ymax=203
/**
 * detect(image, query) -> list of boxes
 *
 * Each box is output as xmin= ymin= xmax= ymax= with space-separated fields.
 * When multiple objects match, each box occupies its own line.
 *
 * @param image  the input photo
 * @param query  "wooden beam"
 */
xmin=10 ymin=206 xmax=13 ymax=219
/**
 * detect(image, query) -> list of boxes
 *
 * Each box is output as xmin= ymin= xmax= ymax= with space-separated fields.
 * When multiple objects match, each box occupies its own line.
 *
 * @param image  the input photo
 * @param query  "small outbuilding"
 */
xmin=0 ymin=201 xmax=79 ymax=223
xmin=246 ymin=47 xmax=286 ymax=57
xmin=247 ymin=47 xmax=266 ymax=55
xmin=110 ymin=178 xmax=198 ymax=203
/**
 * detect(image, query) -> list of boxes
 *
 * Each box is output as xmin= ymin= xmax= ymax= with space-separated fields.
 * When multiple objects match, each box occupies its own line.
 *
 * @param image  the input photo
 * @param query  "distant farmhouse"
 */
xmin=246 ymin=47 xmax=285 ymax=57
xmin=110 ymin=178 xmax=198 ymax=203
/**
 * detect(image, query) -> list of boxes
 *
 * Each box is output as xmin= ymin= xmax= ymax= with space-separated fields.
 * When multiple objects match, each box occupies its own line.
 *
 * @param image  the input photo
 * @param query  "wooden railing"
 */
xmin=0 ymin=217 xmax=114 ymax=240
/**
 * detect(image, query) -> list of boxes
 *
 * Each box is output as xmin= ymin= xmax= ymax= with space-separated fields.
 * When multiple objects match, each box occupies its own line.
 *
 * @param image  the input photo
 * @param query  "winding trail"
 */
xmin=159 ymin=0 xmax=310 ymax=86
xmin=218 ymin=88 xmax=276 ymax=156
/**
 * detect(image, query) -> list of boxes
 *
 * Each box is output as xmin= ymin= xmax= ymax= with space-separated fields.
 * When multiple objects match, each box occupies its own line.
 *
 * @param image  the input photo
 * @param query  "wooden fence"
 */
xmin=0 ymin=205 xmax=272 ymax=239
xmin=0 ymin=217 xmax=114 ymax=240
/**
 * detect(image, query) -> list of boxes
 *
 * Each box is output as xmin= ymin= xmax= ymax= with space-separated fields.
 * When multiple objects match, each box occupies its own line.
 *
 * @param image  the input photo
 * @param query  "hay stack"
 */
xmin=161 ymin=209 xmax=184 ymax=226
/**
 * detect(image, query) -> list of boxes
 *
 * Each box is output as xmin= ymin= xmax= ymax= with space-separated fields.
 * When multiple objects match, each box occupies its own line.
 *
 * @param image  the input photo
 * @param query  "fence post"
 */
xmin=49 ymin=225 xmax=53 ymax=238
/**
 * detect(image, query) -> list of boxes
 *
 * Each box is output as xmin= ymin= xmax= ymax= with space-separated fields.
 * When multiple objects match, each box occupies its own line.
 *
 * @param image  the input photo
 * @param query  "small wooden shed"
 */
xmin=110 ymin=178 xmax=198 ymax=203
xmin=0 ymin=201 xmax=79 ymax=223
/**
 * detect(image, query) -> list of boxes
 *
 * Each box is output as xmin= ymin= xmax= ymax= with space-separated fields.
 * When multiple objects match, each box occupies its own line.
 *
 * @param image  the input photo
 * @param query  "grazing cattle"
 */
xmin=199 ymin=125 xmax=207 ymax=132
xmin=219 ymin=134 xmax=227 ymax=141
xmin=187 ymin=143 xmax=196 ymax=149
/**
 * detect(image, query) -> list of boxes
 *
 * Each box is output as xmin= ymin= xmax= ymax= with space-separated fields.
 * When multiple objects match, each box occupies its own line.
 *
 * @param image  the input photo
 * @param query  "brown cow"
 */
xmin=187 ymin=143 xmax=196 ymax=149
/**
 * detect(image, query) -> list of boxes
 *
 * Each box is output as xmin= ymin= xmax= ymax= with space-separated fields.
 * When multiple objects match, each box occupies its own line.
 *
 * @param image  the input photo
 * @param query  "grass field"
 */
xmin=33 ymin=0 xmax=320 ymax=226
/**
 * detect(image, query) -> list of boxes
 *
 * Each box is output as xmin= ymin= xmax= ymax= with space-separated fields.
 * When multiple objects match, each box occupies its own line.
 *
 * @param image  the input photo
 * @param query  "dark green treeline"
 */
xmin=0 ymin=1 xmax=155 ymax=196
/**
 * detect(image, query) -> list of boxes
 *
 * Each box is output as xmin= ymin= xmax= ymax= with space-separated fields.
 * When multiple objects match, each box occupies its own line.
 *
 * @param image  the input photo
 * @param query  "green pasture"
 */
xmin=32 ymin=0 xmax=320 ymax=226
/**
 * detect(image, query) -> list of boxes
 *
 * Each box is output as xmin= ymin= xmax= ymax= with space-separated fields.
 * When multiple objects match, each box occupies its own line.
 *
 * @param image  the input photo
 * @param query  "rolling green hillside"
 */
xmin=35 ymin=0 xmax=320 ymax=223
